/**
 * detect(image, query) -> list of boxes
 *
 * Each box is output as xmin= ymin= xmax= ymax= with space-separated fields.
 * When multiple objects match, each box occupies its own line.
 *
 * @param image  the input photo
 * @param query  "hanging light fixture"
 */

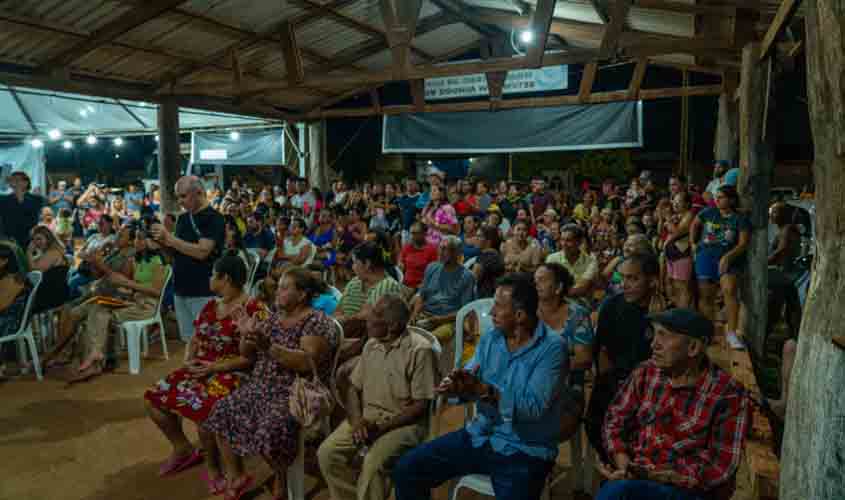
xmin=86 ymin=134 xmax=97 ymax=145
xmin=47 ymin=129 xmax=62 ymax=140
xmin=30 ymin=138 xmax=44 ymax=149
xmin=229 ymin=130 xmax=241 ymax=141
xmin=113 ymin=137 xmax=124 ymax=147
xmin=62 ymin=140 xmax=73 ymax=150
xmin=519 ymin=30 xmax=534 ymax=44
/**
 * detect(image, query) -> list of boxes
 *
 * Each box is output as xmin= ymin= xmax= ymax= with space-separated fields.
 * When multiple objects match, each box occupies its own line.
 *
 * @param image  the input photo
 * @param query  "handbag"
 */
xmin=664 ymin=238 xmax=691 ymax=261
xmin=289 ymin=355 xmax=335 ymax=437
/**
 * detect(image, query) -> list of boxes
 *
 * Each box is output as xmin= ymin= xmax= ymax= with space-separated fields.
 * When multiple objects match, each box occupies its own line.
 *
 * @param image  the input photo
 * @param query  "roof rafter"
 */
xmin=38 ymin=0 xmax=189 ymax=71
xmin=600 ymin=0 xmax=632 ymax=57
xmin=6 ymin=85 xmax=38 ymax=133
xmin=526 ymin=0 xmax=558 ymax=64
xmin=759 ymin=0 xmax=803 ymax=60
xmin=590 ymin=0 xmax=610 ymax=23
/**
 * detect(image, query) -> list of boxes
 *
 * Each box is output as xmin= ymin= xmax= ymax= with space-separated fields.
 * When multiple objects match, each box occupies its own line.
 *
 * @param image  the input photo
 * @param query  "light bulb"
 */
xmin=86 ymin=135 xmax=97 ymax=145
xmin=520 ymin=30 xmax=534 ymax=44
xmin=47 ymin=129 xmax=62 ymax=140
xmin=229 ymin=131 xmax=241 ymax=141
xmin=30 ymin=138 xmax=44 ymax=149
xmin=62 ymin=140 xmax=73 ymax=149
xmin=113 ymin=137 xmax=124 ymax=147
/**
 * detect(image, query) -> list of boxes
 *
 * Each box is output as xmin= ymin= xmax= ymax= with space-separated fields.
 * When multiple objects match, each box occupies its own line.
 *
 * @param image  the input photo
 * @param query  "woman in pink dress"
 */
xmin=421 ymin=184 xmax=459 ymax=248
xmin=204 ymin=267 xmax=338 ymax=500
xmin=144 ymin=256 xmax=267 ymax=494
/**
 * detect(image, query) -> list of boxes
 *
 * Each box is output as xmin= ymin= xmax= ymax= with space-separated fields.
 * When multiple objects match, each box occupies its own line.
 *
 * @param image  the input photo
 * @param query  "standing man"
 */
xmin=393 ymin=273 xmax=566 ymax=500
xmin=48 ymin=180 xmax=74 ymax=214
xmin=124 ymin=183 xmax=144 ymax=215
xmin=0 ymin=172 xmax=44 ymax=249
xmin=151 ymin=176 xmax=225 ymax=343
xmin=398 ymin=178 xmax=422 ymax=244
xmin=597 ymin=309 xmax=750 ymax=500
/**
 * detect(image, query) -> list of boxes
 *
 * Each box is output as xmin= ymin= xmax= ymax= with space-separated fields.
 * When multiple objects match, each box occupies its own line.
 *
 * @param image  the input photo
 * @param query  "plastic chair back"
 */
xmin=454 ymin=298 xmax=494 ymax=370
xmin=463 ymin=256 xmax=477 ymax=270
xmin=246 ymin=249 xmax=261 ymax=287
xmin=329 ymin=286 xmax=343 ymax=302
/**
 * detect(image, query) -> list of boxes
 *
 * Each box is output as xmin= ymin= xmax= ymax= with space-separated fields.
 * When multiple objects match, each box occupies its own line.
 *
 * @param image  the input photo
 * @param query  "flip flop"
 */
xmin=158 ymin=449 xmax=204 ymax=477
xmin=65 ymin=362 xmax=104 ymax=387
xmin=225 ymin=474 xmax=255 ymax=500
xmin=200 ymin=469 xmax=227 ymax=495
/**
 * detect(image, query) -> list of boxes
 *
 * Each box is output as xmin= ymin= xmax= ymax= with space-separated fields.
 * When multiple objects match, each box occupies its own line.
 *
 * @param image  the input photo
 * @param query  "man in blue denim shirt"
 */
xmin=393 ymin=273 xmax=568 ymax=500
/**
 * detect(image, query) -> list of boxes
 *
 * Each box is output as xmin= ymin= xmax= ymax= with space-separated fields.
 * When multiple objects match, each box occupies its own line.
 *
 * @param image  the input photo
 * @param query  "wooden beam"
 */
xmin=526 ymin=0 xmax=558 ymax=64
xmin=39 ymin=0 xmax=188 ymax=71
xmin=481 ymin=37 xmax=509 ymax=106
xmin=410 ymin=79 xmax=426 ymax=112
xmin=627 ymin=58 xmax=648 ymax=99
xmin=429 ymin=0 xmax=501 ymax=37
xmin=759 ymin=0 xmax=803 ymax=60
xmin=307 ymin=84 xmax=722 ymax=118
xmin=279 ymin=21 xmax=305 ymax=85
xmin=369 ymin=88 xmax=382 ymax=114
xmin=600 ymin=0 xmax=632 ymax=57
xmin=380 ymin=0 xmax=423 ymax=79
xmin=590 ymin=0 xmax=610 ymax=23
xmin=6 ymin=85 xmax=38 ymax=133
xmin=579 ymin=63 xmax=598 ymax=102
xmin=231 ymin=50 xmax=243 ymax=95
xmin=635 ymin=0 xmax=737 ymax=16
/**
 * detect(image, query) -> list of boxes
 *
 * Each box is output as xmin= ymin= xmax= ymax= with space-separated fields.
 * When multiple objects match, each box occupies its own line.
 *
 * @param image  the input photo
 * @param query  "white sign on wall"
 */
xmin=424 ymin=65 xmax=568 ymax=101
xmin=199 ymin=149 xmax=228 ymax=161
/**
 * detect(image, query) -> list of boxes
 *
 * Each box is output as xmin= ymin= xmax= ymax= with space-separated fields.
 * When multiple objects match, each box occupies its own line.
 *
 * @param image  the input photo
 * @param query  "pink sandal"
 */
xmin=158 ymin=449 xmax=203 ymax=476
xmin=224 ymin=474 xmax=254 ymax=500
xmin=200 ymin=469 xmax=227 ymax=495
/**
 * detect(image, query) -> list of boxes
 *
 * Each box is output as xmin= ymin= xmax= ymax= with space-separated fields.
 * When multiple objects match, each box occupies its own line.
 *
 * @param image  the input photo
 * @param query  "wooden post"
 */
xmin=307 ymin=120 xmax=329 ymax=192
xmin=737 ymin=42 xmax=775 ymax=360
xmin=781 ymin=1 xmax=845 ymax=498
xmin=715 ymin=93 xmax=739 ymax=166
xmin=157 ymin=97 xmax=180 ymax=214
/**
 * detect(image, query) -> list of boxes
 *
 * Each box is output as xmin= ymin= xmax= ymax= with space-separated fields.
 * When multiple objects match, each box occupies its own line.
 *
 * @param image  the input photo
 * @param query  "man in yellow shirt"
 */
xmin=545 ymin=224 xmax=598 ymax=298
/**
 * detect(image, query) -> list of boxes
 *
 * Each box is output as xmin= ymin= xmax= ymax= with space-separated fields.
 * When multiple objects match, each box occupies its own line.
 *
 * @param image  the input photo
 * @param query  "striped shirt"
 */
xmin=338 ymin=275 xmax=403 ymax=317
xmin=604 ymin=359 xmax=750 ymax=492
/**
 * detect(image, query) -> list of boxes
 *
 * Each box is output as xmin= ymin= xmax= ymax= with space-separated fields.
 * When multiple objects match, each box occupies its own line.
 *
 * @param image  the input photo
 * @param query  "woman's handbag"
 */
xmin=289 ymin=355 xmax=334 ymax=438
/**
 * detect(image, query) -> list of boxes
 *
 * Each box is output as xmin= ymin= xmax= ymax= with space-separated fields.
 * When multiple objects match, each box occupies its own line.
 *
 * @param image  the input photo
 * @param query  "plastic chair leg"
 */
xmin=125 ymin=325 xmax=143 ymax=375
xmin=286 ymin=435 xmax=305 ymax=500
xmin=24 ymin=331 xmax=42 ymax=381
xmin=157 ymin=319 xmax=169 ymax=360
xmin=141 ymin=326 xmax=149 ymax=356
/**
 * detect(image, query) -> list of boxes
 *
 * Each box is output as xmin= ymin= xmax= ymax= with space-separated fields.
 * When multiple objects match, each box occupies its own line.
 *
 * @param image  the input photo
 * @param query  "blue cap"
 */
xmin=647 ymin=308 xmax=714 ymax=341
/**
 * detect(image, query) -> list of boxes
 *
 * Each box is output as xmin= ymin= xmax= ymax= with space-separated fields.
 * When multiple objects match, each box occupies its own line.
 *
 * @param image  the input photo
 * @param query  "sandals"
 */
xmin=66 ymin=361 xmax=104 ymax=386
xmin=225 ymin=474 xmax=255 ymax=500
xmin=200 ymin=469 xmax=227 ymax=495
xmin=158 ymin=448 xmax=204 ymax=476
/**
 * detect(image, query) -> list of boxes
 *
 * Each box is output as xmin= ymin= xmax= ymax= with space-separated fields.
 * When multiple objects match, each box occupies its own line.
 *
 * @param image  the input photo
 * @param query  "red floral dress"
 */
xmin=144 ymin=299 xmax=267 ymax=422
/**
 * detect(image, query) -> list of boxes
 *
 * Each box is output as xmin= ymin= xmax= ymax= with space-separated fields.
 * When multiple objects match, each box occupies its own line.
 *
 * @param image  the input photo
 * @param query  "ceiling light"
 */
xmin=154 ymin=135 xmax=159 ymax=142
xmin=113 ymin=137 xmax=124 ymax=147
xmin=114 ymin=153 xmax=120 ymax=159
xmin=79 ymin=109 xmax=88 ymax=118
xmin=520 ymin=30 xmax=534 ymax=44
xmin=229 ymin=131 xmax=241 ymax=141
xmin=47 ymin=129 xmax=62 ymax=140
xmin=469 ymin=157 xmax=475 ymax=163
xmin=86 ymin=134 xmax=97 ymax=145
xmin=427 ymin=160 xmax=433 ymax=165
xmin=30 ymin=138 xmax=44 ymax=149
xmin=87 ymin=104 xmax=96 ymax=113
xmin=62 ymin=140 xmax=73 ymax=149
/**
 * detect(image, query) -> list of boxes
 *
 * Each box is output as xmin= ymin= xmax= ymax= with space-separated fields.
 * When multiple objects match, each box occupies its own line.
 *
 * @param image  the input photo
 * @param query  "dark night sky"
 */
xmin=41 ymin=56 xmax=812 ymax=183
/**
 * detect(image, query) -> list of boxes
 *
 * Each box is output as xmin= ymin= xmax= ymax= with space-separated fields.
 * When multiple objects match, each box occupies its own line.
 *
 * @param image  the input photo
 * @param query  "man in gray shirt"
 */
xmin=410 ymin=235 xmax=476 ymax=371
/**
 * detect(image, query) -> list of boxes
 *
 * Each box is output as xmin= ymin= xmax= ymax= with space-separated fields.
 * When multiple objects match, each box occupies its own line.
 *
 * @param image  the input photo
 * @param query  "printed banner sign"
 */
xmin=424 ymin=65 xmax=567 ymax=101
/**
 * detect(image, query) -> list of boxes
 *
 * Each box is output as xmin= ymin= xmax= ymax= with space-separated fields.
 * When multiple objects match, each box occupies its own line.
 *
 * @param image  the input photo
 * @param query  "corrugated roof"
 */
xmin=414 ymin=24 xmax=481 ymax=58
xmin=337 ymin=0 xmax=442 ymax=32
xmin=296 ymin=17 xmax=373 ymax=58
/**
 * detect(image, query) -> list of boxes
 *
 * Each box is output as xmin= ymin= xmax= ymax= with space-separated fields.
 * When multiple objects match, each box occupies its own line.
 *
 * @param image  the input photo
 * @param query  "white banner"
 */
xmin=424 ymin=65 xmax=568 ymax=101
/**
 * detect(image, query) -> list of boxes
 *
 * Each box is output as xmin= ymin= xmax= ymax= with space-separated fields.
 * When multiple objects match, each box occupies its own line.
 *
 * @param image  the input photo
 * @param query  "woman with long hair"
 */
xmin=145 ymin=256 xmax=264 ymax=494
xmin=421 ymin=184 xmax=458 ymax=248
xmin=601 ymin=233 xmax=654 ymax=298
xmin=224 ymin=216 xmax=251 ymax=272
xmin=204 ymin=267 xmax=338 ymax=500
xmin=501 ymin=219 xmax=543 ymax=273
xmin=27 ymin=225 xmax=68 ymax=273
xmin=0 ymin=243 xmax=31 ymax=380
xmin=661 ymin=191 xmax=694 ymax=308
xmin=690 ymin=185 xmax=750 ymax=348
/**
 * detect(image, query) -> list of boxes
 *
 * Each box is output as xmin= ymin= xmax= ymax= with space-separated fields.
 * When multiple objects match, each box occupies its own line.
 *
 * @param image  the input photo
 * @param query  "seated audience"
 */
xmin=27 ymin=225 xmax=68 ymax=273
xmin=203 ymin=267 xmax=338 ymax=500
xmin=501 ymin=219 xmax=543 ymax=273
xmin=472 ymin=225 xmax=505 ymax=299
xmin=420 ymin=185 xmax=458 ymax=247
xmin=602 ymin=234 xmax=653 ymax=298
xmin=223 ymin=216 xmax=252 ymax=272
xmin=271 ymin=217 xmax=314 ymax=269
xmin=393 ymin=273 xmax=567 ymax=500
xmin=144 ymin=256 xmax=264 ymax=493
xmin=243 ymin=212 xmax=274 ymax=259
xmin=68 ymin=215 xmax=116 ymax=297
xmin=545 ymin=224 xmax=598 ymax=299
xmin=597 ymin=309 xmax=750 ymax=500
xmin=318 ymin=295 xmax=437 ymax=500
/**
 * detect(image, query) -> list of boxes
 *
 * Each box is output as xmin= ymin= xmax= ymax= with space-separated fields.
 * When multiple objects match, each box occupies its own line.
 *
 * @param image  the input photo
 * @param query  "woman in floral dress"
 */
xmin=144 ymin=256 xmax=266 ymax=494
xmin=204 ymin=266 xmax=338 ymax=500
xmin=421 ymin=184 xmax=459 ymax=248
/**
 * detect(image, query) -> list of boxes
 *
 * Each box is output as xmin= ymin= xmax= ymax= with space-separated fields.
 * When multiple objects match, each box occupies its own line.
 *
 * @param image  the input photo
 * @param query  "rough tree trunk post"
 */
xmin=306 ymin=120 xmax=325 ymax=192
xmin=715 ymin=92 xmax=738 ymax=166
xmin=781 ymin=2 xmax=845 ymax=498
xmin=738 ymin=42 xmax=774 ymax=360
xmin=158 ymin=97 xmax=180 ymax=214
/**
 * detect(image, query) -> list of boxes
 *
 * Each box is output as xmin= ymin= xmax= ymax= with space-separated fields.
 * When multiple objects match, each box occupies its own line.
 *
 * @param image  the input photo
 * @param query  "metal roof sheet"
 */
xmin=296 ymin=17 xmax=372 ymax=58
xmin=413 ymin=24 xmax=481 ymax=58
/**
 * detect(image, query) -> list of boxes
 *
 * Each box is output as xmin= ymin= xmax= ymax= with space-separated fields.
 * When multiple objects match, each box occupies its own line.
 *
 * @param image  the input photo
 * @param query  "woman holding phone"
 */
xmin=143 ymin=255 xmax=267 ymax=494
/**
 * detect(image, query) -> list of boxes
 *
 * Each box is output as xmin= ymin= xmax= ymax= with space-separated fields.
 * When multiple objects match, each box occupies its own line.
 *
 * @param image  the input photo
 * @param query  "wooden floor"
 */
xmin=0 ymin=337 xmax=757 ymax=500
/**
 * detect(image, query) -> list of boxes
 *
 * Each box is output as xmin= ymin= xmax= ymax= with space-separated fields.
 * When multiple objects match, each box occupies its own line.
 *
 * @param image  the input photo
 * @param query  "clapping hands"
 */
xmin=436 ymin=367 xmax=484 ymax=400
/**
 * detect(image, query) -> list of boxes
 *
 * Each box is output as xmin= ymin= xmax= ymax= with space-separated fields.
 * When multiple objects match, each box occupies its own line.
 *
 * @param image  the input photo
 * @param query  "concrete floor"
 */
xmin=0 ymin=340 xmax=753 ymax=500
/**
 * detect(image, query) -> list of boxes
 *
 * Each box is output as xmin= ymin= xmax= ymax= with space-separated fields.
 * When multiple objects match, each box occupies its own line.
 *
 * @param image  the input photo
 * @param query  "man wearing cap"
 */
xmin=596 ymin=308 xmax=750 ymax=500
xmin=0 ymin=172 xmax=44 ymax=249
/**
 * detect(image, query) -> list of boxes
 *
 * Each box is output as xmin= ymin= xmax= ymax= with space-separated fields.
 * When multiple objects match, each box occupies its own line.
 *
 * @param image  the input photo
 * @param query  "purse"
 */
xmin=289 ymin=355 xmax=335 ymax=438
xmin=664 ymin=238 xmax=691 ymax=261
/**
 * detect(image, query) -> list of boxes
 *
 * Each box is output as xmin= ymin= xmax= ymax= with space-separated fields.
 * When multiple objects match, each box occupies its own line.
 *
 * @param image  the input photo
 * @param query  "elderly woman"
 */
xmin=204 ymin=267 xmax=338 ymax=500
xmin=501 ymin=219 xmax=544 ymax=273
xmin=145 ymin=256 xmax=264 ymax=493
xmin=0 ymin=243 xmax=32 ymax=380
xmin=421 ymin=184 xmax=458 ymax=248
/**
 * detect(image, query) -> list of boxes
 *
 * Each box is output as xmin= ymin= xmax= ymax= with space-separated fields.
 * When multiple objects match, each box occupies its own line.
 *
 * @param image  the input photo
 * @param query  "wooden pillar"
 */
xmin=157 ymin=97 xmax=180 ymax=214
xmin=715 ymin=93 xmax=739 ymax=166
xmin=738 ymin=43 xmax=775 ymax=359
xmin=307 ymin=120 xmax=329 ymax=192
xmin=781 ymin=1 xmax=845 ymax=497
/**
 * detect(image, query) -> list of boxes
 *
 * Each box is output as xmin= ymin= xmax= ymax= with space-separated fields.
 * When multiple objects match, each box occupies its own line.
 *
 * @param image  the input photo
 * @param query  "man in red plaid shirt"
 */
xmin=596 ymin=309 xmax=751 ymax=500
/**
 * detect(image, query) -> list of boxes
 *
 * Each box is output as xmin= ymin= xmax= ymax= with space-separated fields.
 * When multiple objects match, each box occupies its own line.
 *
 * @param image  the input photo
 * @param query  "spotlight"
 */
xmin=115 ymin=154 xmax=120 ymax=159
xmin=229 ymin=131 xmax=241 ymax=141
xmin=47 ymin=129 xmax=62 ymax=140
xmin=154 ymin=135 xmax=159 ymax=142
xmin=30 ymin=138 xmax=44 ymax=149
xmin=113 ymin=137 xmax=124 ymax=147
xmin=62 ymin=140 xmax=73 ymax=149
xmin=86 ymin=135 xmax=97 ymax=145
xmin=79 ymin=109 xmax=88 ymax=118
xmin=520 ymin=30 xmax=534 ymax=44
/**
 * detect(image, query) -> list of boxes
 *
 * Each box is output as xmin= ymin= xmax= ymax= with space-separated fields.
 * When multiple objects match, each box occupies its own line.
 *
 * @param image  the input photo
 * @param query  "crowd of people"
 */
xmin=0 ymin=157 xmax=805 ymax=500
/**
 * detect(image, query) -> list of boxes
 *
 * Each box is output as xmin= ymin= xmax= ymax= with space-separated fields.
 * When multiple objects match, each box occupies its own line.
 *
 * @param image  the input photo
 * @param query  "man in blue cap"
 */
xmin=596 ymin=308 xmax=751 ymax=500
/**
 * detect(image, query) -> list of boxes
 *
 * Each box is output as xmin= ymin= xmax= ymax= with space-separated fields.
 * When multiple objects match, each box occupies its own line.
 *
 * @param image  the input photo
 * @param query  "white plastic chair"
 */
xmin=0 ymin=271 xmax=43 ymax=380
xmin=246 ymin=248 xmax=261 ymax=289
xmin=120 ymin=268 xmax=172 ymax=375
xmin=463 ymin=256 xmax=477 ymax=270
xmin=453 ymin=298 xmax=494 ymax=369
xmin=328 ymin=286 xmax=343 ymax=302
xmin=287 ymin=316 xmax=345 ymax=500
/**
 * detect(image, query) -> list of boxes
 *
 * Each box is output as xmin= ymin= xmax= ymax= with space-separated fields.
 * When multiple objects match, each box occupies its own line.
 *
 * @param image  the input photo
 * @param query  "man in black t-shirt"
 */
xmin=0 ymin=171 xmax=44 ymax=249
xmin=152 ymin=176 xmax=225 ymax=343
